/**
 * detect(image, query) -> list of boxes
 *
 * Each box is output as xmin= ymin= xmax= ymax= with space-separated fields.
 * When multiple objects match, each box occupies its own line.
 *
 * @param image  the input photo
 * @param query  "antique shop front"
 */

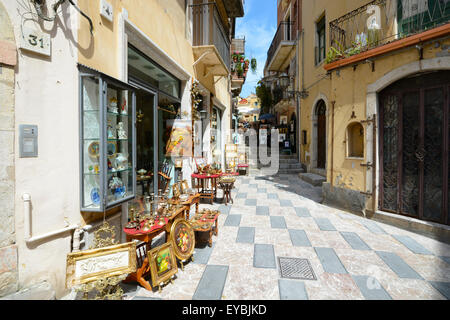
xmin=127 ymin=45 xmax=183 ymax=197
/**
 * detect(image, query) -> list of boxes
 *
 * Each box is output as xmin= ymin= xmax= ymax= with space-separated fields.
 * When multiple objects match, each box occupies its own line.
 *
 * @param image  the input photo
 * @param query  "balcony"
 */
xmin=191 ymin=2 xmax=231 ymax=77
xmin=266 ymin=21 xmax=296 ymax=72
xmin=231 ymin=37 xmax=245 ymax=54
xmin=326 ymin=0 xmax=450 ymax=70
xmin=223 ymin=0 xmax=245 ymax=18
xmin=231 ymin=73 xmax=245 ymax=95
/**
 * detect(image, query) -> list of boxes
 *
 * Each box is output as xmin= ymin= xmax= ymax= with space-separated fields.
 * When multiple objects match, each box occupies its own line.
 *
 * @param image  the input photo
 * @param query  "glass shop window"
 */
xmin=128 ymin=46 xmax=180 ymax=99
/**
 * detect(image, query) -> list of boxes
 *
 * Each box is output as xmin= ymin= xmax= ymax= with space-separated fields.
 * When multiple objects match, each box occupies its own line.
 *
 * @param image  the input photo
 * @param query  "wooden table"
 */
xmin=123 ymin=221 xmax=167 ymax=291
xmin=123 ymin=202 xmax=194 ymax=291
xmin=190 ymin=210 xmax=220 ymax=247
xmin=136 ymin=174 xmax=153 ymax=195
xmin=168 ymin=193 xmax=200 ymax=220
xmin=218 ymin=180 xmax=235 ymax=205
xmin=191 ymin=173 xmax=220 ymax=204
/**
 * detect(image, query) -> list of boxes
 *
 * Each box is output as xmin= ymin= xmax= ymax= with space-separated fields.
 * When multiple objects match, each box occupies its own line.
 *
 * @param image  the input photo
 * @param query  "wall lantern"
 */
xmin=278 ymin=72 xmax=290 ymax=89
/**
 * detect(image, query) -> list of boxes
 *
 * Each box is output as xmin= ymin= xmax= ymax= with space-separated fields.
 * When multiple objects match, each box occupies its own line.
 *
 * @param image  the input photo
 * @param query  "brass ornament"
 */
xmin=90 ymin=221 xmax=118 ymax=249
xmin=73 ymin=221 xmax=130 ymax=300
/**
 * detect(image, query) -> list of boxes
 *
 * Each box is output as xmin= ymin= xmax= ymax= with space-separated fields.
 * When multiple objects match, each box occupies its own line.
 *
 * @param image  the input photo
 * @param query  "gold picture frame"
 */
xmin=170 ymin=218 xmax=195 ymax=261
xmin=180 ymin=180 xmax=189 ymax=194
xmin=148 ymin=242 xmax=178 ymax=288
xmin=66 ymin=242 xmax=136 ymax=288
xmin=172 ymin=182 xmax=181 ymax=199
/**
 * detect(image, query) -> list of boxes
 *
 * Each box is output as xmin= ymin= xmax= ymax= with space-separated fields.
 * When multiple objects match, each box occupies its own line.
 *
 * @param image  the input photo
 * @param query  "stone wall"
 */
xmin=322 ymin=182 xmax=367 ymax=215
xmin=0 ymin=1 xmax=17 ymax=297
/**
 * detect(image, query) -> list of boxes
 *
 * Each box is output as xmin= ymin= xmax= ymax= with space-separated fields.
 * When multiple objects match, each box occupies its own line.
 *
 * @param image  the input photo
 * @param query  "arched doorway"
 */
xmin=379 ymin=71 xmax=450 ymax=225
xmin=315 ymin=100 xmax=327 ymax=169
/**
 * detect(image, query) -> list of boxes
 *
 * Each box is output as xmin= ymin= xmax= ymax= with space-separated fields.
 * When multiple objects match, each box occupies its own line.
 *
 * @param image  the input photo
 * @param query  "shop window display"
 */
xmin=79 ymin=65 xmax=136 ymax=212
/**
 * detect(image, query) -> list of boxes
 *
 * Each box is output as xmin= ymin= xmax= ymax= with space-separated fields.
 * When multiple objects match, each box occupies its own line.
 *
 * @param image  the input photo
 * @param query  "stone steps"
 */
xmin=299 ymin=173 xmax=327 ymax=187
xmin=278 ymin=168 xmax=305 ymax=174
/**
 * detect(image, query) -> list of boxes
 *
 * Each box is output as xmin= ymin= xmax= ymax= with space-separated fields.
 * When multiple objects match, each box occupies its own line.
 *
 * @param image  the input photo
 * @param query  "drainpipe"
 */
xmin=330 ymin=101 xmax=335 ymax=191
xmin=23 ymin=194 xmax=79 ymax=245
xmin=371 ymin=114 xmax=377 ymax=215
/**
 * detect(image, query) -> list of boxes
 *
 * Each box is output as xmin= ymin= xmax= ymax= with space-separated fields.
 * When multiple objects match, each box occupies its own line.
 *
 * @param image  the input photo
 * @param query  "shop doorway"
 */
xmin=134 ymin=88 xmax=157 ymax=196
xmin=316 ymin=100 xmax=327 ymax=169
xmin=379 ymin=71 xmax=449 ymax=226
xmin=128 ymin=45 xmax=181 ymax=196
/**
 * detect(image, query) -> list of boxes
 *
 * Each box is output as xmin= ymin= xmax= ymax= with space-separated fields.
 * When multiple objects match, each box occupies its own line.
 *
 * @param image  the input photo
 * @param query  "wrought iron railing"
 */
xmin=191 ymin=2 xmax=231 ymax=68
xmin=266 ymin=21 xmax=296 ymax=67
xmin=232 ymin=36 xmax=246 ymax=54
xmin=328 ymin=0 xmax=450 ymax=63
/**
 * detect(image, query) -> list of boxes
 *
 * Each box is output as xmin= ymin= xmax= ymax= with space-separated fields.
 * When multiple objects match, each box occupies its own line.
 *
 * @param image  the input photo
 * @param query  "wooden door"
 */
xmin=380 ymin=71 xmax=449 ymax=225
xmin=316 ymin=100 xmax=326 ymax=169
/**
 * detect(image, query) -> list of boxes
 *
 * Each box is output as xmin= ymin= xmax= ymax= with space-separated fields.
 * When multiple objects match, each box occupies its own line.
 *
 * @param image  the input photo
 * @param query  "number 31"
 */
xmin=28 ymin=34 xmax=44 ymax=48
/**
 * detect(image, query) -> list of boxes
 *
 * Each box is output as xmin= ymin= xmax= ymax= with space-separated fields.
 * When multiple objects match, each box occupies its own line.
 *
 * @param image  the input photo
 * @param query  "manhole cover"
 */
xmin=278 ymin=257 xmax=317 ymax=281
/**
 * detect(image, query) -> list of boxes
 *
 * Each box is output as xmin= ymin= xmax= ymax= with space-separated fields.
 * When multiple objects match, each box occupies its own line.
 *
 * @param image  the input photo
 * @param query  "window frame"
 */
xmin=315 ymin=14 xmax=326 ymax=65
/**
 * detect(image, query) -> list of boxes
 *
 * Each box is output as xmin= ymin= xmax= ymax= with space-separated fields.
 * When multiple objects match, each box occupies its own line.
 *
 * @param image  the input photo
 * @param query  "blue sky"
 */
xmin=235 ymin=0 xmax=277 ymax=98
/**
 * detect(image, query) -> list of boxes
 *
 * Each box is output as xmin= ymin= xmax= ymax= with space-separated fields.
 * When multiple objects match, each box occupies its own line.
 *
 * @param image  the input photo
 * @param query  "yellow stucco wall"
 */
xmin=327 ymin=40 xmax=449 ymax=192
xmin=78 ymin=0 xmax=195 ymax=78
xmin=299 ymin=0 xmax=450 ymax=193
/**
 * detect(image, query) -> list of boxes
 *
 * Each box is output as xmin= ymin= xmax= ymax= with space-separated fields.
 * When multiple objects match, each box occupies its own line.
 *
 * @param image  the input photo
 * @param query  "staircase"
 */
xmin=255 ymin=153 xmax=304 ymax=175
xmin=277 ymin=154 xmax=305 ymax=174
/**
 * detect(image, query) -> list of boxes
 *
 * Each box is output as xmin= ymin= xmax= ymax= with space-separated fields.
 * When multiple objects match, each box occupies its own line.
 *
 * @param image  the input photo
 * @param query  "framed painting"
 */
xmin=180 ymin=180 xmax=189 ymax=194
xmin=66 ymin=242 xmax=136 ymax=288
xmin=148 ymin=242 xmax=178 ymax=287
xmin=172 ymin=182 xmax=181 ymax=199
xmin=170 ymin=218 xmax=195 ymax=261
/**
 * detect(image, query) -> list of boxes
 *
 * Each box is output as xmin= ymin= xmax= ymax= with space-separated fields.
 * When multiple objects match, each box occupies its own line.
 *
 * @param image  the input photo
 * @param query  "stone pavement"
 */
xmin=77 ymin=173 xmax=450 ymax=300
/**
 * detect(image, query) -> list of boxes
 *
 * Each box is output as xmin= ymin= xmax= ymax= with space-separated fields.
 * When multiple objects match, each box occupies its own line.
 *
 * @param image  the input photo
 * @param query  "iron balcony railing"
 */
xmin=191 ymin=2 xmax=231 ymax=68
xmin=329 ymin=0 xmax=450 ymax=63
xmin=266 ymin=21 xmax=296 ymax=68
xmin=232 ymin=36 xmax=246 ymax=54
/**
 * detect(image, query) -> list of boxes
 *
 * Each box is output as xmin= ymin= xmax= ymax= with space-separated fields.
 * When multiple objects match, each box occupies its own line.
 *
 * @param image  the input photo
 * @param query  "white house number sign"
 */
xmin=20 ymin=27 xmax=51 ymax=57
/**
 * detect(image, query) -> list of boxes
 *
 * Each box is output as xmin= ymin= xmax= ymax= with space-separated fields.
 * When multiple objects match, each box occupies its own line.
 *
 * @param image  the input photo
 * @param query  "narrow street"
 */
xmin=102 ymin=173 xmax=450 ymax=300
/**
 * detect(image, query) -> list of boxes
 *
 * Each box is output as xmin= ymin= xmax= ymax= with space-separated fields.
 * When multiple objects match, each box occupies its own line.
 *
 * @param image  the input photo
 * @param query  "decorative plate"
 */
xmin=114 ymin=185 xmax=126 ymax=198
xmin=90 ymin=187 xmax=101 ymax=205
xmin=88 ymin=141 xmax=100 ymax=158
xmin=170 ymin=218 xmax=195 ymax=261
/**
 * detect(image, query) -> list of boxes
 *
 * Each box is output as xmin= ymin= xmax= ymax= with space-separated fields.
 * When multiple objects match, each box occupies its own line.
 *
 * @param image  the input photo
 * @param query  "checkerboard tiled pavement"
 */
xmin=120 ymin=173 xmax=450 ymax=300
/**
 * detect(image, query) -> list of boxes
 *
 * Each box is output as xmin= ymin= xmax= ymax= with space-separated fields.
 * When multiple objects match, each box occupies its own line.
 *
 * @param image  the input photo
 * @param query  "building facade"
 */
xmin=296 ymin=0 xmax=449 ymax=229
xmin=237 ymin=94 xmax=261 ymax=125
xmin=262 ymin=0 xmax=302 ymax=155
xmin=0 ymin=0 xmax=244 ymax=298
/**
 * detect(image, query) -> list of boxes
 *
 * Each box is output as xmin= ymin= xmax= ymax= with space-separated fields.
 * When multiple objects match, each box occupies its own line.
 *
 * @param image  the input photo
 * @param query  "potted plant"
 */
xmin=232 ymin=52 xmax=239 ymax=63
xmin=251 ymin=58 xmax=257 ymax=73
xmin=236 ymin=63 xmax=243 ymax=77
xmin=239 ymin=54 xmax=245 ymax=63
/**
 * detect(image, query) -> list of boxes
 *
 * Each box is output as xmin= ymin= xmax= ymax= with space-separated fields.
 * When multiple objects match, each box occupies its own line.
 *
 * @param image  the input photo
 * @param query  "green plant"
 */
xmin=250 ymin=58 xmax=257 ymax=73
xmin=255 ymin=81 xmax=273 ymax=114
xmin=236 ymin=63 xmax=243 ymax=77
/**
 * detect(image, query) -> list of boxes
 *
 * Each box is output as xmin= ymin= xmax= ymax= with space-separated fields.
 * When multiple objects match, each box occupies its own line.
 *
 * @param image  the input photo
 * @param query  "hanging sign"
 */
xmin=20 ymin=26 xmax=51 ymax=57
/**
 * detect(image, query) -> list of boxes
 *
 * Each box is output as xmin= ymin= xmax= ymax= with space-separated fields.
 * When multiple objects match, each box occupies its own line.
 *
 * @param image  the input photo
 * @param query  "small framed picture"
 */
xmin=280 ymin=116 xmax=288 ymax=125
xmin=172 ymin=182 xmax=181 ymax=199
xmin=148 ymin=242 xmax=178 ymax=288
